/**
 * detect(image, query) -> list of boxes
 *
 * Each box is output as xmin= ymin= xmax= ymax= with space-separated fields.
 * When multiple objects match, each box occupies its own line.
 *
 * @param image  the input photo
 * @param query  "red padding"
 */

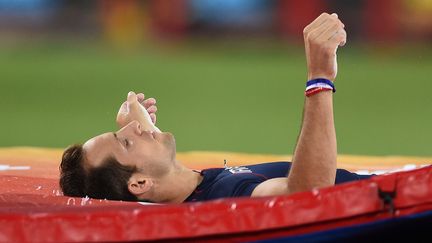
xmin=0 ymin=166 xmax=431 ymax=242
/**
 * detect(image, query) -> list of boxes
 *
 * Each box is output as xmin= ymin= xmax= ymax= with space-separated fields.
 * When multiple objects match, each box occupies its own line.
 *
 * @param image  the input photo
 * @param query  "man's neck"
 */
xmin=150 ymin=161 xmax=202 ymax=203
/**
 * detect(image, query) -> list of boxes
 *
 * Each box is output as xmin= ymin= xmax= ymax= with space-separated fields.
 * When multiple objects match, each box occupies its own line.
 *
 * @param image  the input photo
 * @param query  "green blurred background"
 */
xmin=0 ymin=0 xmax=431 ymax=156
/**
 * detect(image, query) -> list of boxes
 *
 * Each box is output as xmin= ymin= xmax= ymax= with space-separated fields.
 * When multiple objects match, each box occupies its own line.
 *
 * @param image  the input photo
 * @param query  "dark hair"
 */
xmin=59 ymin=144 xmax=139 ymax=201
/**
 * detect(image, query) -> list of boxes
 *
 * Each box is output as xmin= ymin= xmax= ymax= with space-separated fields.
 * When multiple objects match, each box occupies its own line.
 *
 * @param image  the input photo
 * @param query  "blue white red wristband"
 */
xmin=306 ymin=83 xmax=334 ymax=91
xmin=306 ymin=78 xmax=335 ymax=93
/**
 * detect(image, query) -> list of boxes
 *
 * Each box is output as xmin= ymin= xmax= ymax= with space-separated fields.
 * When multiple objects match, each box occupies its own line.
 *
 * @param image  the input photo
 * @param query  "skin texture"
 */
xmin=81 ymin=12 xmax=346 ymax=203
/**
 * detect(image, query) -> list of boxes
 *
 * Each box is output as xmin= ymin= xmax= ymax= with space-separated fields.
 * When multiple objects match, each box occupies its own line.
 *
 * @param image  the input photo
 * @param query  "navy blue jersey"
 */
xmin=184 ymin=161 xmax=372 ymax=202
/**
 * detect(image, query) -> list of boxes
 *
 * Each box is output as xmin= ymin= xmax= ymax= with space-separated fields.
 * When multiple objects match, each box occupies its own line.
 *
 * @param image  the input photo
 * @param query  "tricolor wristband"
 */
xmin=306 ymin=78 xmax=335 ymax=93
xmin=306 ymin=82 xmax=334 ymax=91
xmin=305 ymin=87 xmax=333 ymax=97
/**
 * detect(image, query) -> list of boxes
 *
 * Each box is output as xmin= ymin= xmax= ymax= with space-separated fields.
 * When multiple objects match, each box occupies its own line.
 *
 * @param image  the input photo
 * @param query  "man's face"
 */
xmin=82 ymin=121 xmax=176 ymax=177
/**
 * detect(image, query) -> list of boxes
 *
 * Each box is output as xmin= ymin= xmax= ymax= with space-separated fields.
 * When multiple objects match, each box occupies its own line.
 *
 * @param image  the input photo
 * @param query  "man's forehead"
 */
xmin=82 ymin=132 xmax=115 ymax=168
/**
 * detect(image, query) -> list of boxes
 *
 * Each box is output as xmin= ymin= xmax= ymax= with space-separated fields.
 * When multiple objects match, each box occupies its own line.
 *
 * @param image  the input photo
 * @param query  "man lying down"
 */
xmin=60 ymin=13 xmax=372 ymax=203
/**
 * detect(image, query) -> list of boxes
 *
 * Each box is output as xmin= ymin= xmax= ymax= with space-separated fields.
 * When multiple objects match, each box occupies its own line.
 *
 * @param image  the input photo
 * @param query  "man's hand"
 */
xmin=116 ymin=92 xmax=158 ymax=129
xmin=303 ymin=13 xmax=346 ymax=81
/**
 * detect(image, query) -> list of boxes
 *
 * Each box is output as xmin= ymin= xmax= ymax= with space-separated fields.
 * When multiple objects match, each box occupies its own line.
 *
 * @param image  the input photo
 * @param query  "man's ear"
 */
xmin=127 ymin=173 xmax=153 ymax=196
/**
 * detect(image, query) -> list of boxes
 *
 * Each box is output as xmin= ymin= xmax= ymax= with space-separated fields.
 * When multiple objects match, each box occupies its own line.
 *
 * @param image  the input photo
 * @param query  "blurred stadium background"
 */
xmin=0 ymin=0 xmax=431 ymax=156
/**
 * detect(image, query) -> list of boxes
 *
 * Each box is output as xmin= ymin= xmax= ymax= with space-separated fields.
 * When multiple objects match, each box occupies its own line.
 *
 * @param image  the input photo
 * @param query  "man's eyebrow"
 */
xmin=113 ymin=132 xmax=123 ymax=146
xmin=113 ymin=132 xmax=119 ymax=142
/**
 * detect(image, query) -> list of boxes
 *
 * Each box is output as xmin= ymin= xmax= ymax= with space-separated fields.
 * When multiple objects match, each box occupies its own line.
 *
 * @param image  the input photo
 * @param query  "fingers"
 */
xmin=126 ymin=92 xmax=158 ymax=125
xmin=307 ymin=17 xmax=338 ymax=42
xmin=127 ymin=91 xmax=157 ymax=106
xmin=127 ymin=91 xmax=144 ymax=116
xmin=137 ymin=93 xmax=145 ymax=102
xmin=141 ymin=96 xmax=157 ymax=120
xmin=129 ymin=91 xmax=157 ymax=108
xmin=322 ymin=23 xmax=345 ymax=43
xmin=306 ymin=14 xmax=346 ymax=50
xmin=126 ymin=92 xmax=138 ymax=117
xmin=127 ymin=91 xmax=138 ymax=104
xmin=146 ymin=105 xmax=157 ymax=113
xmin=303 ymin=13 xmax=343 ymax=37
xmin=135 ymin=92 xmax=156 ymax=108
xmin=336 ymin=29 xmax=347 ymax=47
xmin=143 ymin=97 xmax=156 ymax=109
xmin=144 ymin=98 xmax=157 ymax=124
xmin=313 ymin=15 xmax=343 ymax=39
xmin=119 ymin=101 xmax=128 ymax=113
xmin=303 ymin=12 xmax=330 ymax=36
xmin=150 ymin=113 xmax=157 ymax=124
xmin=304 ymin=13 xmax=344 ymax=39
xmin=323 ymin=22 xmax=346 ymax=49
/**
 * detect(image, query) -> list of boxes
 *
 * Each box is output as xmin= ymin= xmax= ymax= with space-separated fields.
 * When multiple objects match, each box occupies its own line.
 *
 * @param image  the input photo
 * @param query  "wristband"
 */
xmin=306 ymin=78 xmax=335 ymax=93
xmin=306 ymin=83 xmax=334 ymax=91
xmin=305 ymin=87 xmax=333 ymax=97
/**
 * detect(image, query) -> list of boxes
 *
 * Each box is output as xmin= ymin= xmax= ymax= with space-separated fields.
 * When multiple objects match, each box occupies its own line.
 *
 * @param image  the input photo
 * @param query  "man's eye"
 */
xmin=124 ymin=139 xmax=130 ymax=147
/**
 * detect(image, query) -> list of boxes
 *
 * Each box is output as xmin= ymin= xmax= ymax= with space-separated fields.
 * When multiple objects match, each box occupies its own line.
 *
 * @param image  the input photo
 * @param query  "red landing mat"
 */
xmin=0 ymin=166 xmax=431 ymax=242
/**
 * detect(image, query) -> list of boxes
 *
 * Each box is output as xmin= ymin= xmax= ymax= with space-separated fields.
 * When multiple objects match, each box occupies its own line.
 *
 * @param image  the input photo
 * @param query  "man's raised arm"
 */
xmin=288 ymin=13 xmax=346 ymax=193
xmin=251 ymin=13 xmax=346 ymax=197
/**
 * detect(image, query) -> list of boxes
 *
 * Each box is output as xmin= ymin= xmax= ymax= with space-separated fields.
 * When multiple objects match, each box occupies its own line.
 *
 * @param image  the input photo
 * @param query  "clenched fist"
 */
xmin=303 ymin=13 xmax=347 ymax=82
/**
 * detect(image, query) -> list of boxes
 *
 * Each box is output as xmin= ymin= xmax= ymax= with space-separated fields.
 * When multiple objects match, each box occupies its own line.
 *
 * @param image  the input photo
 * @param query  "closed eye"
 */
xmin=113 ymin=132 xmax=130 ymax=149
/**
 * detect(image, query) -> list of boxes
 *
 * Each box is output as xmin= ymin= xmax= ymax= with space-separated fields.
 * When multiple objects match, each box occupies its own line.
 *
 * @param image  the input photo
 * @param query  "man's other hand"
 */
xmin=303 ymin=13 xmax=347 ymax=82
xmin=116 ymin=92 xmax=158 ymax=128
